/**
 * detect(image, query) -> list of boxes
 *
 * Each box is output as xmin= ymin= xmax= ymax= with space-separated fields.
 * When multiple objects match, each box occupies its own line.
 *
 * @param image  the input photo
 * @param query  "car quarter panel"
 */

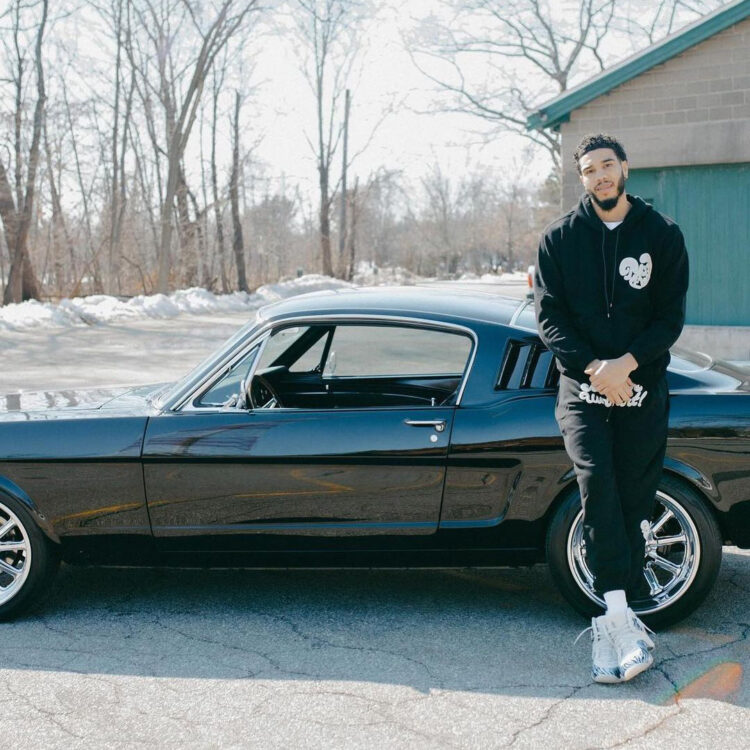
xmin=0 ymin=416 xmax=150 ymax=537
xmin=433 ymin=322 xmax=570 ymax=551
xmin=663 ymin=393 xmax=750 ymax=547
xmin=441 ymin=393 xmax=569 ymax=538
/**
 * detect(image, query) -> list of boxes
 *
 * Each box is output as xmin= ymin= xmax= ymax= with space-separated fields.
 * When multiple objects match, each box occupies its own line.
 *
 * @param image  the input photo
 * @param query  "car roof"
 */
xmin=257 ymin=285 xmax=523 ymax=327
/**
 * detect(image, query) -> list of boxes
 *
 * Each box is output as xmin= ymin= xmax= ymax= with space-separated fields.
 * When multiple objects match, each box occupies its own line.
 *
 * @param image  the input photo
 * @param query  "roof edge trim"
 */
xmin=527 ymin=0 xmax=750 ymax=131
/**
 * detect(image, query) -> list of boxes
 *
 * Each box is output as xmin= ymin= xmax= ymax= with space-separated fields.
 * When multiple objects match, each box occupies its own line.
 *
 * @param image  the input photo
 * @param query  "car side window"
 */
xmin=246 ymin=322 xmax=473 ymax=410
xmin=323 ymin=324 xmax=471 ymax=377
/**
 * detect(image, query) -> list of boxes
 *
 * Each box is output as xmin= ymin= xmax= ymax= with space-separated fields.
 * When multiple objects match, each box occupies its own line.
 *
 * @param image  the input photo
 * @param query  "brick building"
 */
xmin=527 ymin=0 xmax=750 ymax=354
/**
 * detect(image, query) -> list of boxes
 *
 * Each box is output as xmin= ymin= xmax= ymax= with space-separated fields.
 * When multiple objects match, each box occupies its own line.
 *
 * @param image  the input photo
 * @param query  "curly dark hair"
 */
xmin=573 ymin=134 xmax=627 ymax=174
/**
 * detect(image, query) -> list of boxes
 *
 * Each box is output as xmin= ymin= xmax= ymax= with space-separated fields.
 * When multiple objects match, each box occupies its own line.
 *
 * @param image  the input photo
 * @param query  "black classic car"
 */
xmin=1 ymin=287 xmax=748 ymax=626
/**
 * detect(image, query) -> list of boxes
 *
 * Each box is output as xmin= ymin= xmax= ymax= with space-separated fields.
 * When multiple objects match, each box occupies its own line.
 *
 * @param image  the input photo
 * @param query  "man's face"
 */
xmin=578 ymin=147 xmax=628 ymax=211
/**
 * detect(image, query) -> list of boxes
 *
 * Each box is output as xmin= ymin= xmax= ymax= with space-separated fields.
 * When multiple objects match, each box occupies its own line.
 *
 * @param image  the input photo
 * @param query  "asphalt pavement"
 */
xmin=3 ymin=555 xmax=748 ymax=747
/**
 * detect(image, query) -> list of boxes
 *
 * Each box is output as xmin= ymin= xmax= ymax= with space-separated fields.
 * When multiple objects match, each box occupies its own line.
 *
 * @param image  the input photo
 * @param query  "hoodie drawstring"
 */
xmin=601 ymin=226 xmax=620 ymax=319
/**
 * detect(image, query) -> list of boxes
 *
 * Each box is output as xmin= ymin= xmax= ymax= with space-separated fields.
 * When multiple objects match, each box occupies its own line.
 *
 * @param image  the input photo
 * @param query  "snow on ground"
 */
xmin=0 ymin=274 xmax=349 ymax=332
xmin=0 ymin=266 xmax=523 ymax=333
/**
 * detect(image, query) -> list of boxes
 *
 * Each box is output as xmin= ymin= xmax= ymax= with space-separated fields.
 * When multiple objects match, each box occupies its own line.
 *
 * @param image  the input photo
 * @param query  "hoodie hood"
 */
xmin=574 ymin=192 xmax=653 ymax=233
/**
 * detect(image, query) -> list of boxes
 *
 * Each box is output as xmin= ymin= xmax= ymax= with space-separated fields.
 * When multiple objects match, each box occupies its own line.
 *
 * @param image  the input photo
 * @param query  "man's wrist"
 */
xmin=622 ymin=352 xmax=638 ymax=371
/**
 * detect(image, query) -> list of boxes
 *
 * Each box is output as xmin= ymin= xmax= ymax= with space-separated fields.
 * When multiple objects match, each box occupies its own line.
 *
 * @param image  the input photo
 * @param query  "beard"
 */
xmin=590 ymin=172 xmax=626 ymax=211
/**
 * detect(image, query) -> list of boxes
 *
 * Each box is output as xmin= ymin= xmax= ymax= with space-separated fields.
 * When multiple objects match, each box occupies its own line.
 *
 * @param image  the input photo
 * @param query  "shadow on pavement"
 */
xmin=4 ymin=551 xmax=748 ymax=707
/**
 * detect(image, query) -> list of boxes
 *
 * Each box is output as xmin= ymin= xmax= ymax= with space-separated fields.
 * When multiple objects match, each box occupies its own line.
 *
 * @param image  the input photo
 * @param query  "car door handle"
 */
xmin=404 ymin=419 xmax=446 ymax=432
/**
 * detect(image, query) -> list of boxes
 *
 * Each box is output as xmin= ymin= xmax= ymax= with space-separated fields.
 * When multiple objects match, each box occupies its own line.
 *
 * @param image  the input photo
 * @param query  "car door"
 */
xmin=142 ymin=319 xmax=475 ymax=546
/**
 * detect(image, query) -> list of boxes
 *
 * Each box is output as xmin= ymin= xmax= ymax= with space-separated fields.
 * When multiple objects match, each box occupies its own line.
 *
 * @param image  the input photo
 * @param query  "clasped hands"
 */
xmin=583 ymin=353 xmax=639 ymax=407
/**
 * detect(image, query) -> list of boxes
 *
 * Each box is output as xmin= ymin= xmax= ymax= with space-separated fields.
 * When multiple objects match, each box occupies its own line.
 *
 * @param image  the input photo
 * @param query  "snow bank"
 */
xmin=0 ymin=265 xmax=519 ymax=332
xmin=0 ymin=274 xmax=355 ymax=332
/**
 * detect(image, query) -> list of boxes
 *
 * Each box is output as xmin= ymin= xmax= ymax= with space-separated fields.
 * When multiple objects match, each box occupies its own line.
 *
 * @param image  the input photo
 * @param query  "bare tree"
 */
xmin=614 ymin=0 xmax=724 ymax=45
xmin=292 ymin=0 xmax=367 ymax=277
xmin=125 ymin=0 xmax=260 ymax=293
xmin=410 ymin=0 xmax=724 ymax=171
xmin=90 ymin=0 xmax=138 ymax=294
xmin=419 ymin=162 xmax=462 ymax=274
xmin=229 ymin=90 xmax=248 ymax=291
xmin=210 ymin=58 xmax=230 ymax=292
xmin=0 ymin=0 xmax=48 ymax=304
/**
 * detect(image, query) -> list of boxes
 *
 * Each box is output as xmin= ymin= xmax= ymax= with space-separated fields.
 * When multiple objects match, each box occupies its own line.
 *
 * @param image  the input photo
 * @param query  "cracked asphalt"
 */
xmin=2 ymin=556 xmax=748 ymax=748
xmin=1 ymin=303 xmax=749 ymax=747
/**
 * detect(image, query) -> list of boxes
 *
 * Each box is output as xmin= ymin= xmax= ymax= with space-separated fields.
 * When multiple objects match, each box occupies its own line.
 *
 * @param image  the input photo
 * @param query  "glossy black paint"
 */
xmin=142 ymin=408 xmax=454 ymax=539
xmin=0 ymin=287 xmax=748 ymax=565
xmin=0 ymin=415 xmax=151 ymax=538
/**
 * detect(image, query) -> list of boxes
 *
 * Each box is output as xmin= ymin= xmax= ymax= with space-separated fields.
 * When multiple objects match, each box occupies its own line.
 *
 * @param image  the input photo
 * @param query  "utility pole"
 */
xmin=338 ymin=89 xmax=351 ymax=273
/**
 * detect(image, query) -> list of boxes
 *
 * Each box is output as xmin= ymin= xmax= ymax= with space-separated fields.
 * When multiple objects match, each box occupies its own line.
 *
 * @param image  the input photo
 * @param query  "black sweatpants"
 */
xmin=555 ymin=374 xmax=670 ymax=596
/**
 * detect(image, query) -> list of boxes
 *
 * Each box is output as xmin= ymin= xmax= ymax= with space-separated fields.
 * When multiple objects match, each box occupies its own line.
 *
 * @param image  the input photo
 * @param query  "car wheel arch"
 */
xmin=540 ymin=463 xmax=727 ymax=548
xmin=544 ymin=469 xmax=724 ymax=627
xmin=540 ymin=474 xmax=580 ymax=543
xmin=0 ymin=476 xmax=61 ymax=545
xmin=661 ymin=464 xmax=732 ymax=546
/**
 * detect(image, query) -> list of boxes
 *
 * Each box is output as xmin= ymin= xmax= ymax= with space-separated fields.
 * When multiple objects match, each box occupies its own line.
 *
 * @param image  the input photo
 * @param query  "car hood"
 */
xmin=0 ymin=382 xmax=171 ymax=420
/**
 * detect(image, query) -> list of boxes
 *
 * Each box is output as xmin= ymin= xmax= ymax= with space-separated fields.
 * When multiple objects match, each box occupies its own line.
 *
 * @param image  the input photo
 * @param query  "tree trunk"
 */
xmin=2 ymin=0 xmax=48 ymax=305
xmin=345 ymin=179 xmax=358 ymax=281
xmin=176 ymin=165 xmax=197 ymax=287
xmin=319 ymin=210 xmax=333 ymax=276
xmin=230 ymin=91 xmax=247 ymax=292
xmin=338 ymin=89 xmax=351 ymax=276
xmin=211 ymin=80 xmax=228 ymax=292
xmin=44 ymin=120 xmax=75 ymax=294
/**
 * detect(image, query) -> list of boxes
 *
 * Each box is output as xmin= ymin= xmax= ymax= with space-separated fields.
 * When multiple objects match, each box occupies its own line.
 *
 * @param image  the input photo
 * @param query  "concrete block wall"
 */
xmin=560 ymin=16 xmax=750 ymax=208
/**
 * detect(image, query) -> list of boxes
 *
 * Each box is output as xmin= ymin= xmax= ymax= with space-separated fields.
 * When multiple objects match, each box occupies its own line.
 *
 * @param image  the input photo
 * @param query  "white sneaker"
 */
xmin=600 ymin=611 xmax=654 ymax=681
xmin=626 ymin=608 xmax=655 ymax=651
xmin=576 ymin=616 xmax=623 ymax=684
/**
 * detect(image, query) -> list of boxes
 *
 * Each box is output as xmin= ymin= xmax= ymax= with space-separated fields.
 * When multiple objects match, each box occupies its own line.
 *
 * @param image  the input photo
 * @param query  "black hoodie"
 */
xmin=534 ymin=193 xmax=689 ymax=387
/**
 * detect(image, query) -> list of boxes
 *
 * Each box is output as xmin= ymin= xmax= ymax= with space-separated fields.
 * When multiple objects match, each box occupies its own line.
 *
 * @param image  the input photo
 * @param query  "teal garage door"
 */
xmin=627 ymin=163 xmax=750 ymax=326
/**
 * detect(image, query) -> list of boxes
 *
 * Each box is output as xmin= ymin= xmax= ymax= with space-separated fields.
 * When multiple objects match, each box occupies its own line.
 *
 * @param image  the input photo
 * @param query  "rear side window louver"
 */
xmin=496 ymin=338 xmax=558 ymax=390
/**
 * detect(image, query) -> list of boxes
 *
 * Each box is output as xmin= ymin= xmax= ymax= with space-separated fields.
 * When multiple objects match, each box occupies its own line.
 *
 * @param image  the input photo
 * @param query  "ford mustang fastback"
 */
xmin=1 ymin=287 xmax=748 ymax=625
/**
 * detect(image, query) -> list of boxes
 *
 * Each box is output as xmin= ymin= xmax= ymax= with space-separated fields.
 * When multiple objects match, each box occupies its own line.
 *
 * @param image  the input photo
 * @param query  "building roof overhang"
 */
xmin=527 ymin=0 xmax=750 ymax=131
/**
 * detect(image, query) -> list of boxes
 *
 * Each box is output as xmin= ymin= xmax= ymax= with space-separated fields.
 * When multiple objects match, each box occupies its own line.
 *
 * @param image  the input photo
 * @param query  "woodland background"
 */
xmin=0 ymin=0 xmax=724 ymax=303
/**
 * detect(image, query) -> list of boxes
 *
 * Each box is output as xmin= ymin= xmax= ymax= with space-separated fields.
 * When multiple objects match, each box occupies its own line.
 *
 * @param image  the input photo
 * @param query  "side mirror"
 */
xmin=221 ymin=393 xmax=239 ymax=409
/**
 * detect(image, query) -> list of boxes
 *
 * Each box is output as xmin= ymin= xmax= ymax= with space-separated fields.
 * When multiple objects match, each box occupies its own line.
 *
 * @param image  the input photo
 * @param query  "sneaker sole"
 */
xmin=621 ymin=651 xmax=654 ymax=682
xmin=593 ymin=669 xmax=624 ymax=684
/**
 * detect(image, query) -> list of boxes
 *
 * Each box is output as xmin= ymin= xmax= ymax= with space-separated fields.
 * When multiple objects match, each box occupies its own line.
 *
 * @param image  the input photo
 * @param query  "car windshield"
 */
xmin=152 ymin=317 xmax=259 ymax=409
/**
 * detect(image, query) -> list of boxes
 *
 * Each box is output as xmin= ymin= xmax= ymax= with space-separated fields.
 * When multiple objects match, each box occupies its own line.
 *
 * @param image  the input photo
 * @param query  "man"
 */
xmin=534 ymin=133 xmax=689 ymax=683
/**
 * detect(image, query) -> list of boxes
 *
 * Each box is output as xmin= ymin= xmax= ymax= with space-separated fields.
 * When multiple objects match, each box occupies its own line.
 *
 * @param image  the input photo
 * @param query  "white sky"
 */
xmin=229 ymin=0 xmax=554 ymax=200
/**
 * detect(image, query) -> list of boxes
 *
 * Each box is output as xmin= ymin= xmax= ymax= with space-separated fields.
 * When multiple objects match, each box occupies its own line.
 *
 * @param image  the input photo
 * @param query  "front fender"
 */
xmin=0 ymin=475 xmax=61 ymax=544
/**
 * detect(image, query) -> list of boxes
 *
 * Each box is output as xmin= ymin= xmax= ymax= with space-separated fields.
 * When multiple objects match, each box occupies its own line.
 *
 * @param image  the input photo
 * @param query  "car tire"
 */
xmin=0 ymin=495 xmax=60 ymax=621
xmin=546 ymin=474 xmax=722 ymax=629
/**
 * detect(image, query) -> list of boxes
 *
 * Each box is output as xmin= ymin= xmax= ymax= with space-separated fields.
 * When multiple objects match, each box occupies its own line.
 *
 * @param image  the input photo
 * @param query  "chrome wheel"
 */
xmin=0 ymin=502 xmax=32 ymax=606
xmin=567 ymin=490 xmax=701 ymax=615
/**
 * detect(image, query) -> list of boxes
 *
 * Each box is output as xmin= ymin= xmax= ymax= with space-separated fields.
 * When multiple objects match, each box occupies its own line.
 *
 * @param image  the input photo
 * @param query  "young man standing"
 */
xmin=534 ymin=133 xmax=689 ymax=683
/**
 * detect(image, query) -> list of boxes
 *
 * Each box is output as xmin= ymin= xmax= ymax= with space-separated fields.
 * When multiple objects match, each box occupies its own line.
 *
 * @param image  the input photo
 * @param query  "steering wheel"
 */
xmin=248 ymin=372 xmax=283 ymax=409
